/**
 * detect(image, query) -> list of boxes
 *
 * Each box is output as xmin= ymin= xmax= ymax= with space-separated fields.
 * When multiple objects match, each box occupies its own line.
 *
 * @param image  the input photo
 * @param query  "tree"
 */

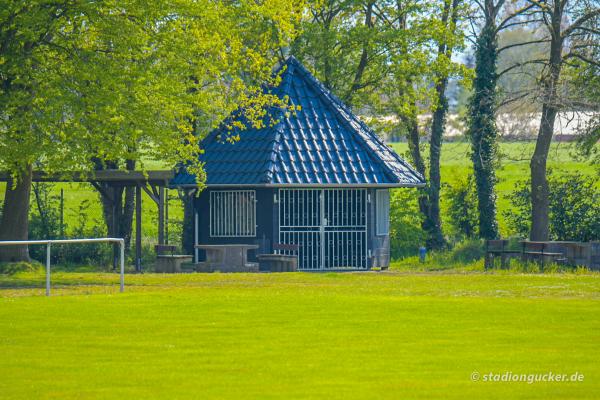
xmin=0 ymin=0 xmax=301 ymax=261
xmin=295 ymin=1 xmax=467 ymax=250
xmin=527 ymin=0 xmax=600 ymax=240
xmin=424 ymin=0 xmax=463 ymax=249
xmin=291 ymin=0 xmax=390 ymax=106
xmin=384 ymin=0 xmax=466 ymax=249
xmin=465 ymin=0 xmax=545 ymax=240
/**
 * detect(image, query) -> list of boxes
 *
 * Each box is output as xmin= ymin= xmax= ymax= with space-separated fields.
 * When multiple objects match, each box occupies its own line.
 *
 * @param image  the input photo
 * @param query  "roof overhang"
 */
xmin=171 ymin=182 xmax=425 ymax=189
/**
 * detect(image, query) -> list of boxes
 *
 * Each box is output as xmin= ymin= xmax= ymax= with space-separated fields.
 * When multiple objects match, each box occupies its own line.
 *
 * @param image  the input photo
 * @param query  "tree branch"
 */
xmin=497 ymin=39 xmax=550 ymax=54
xmin=497 ymin=59 xmax=547 ymax=76
xmin=562 ymin=9 xmax=600 ymax=38
xmin=565 ymin=52 xmax=600 ymax=68
xmin=496 ymin=3 xmax=536 ymax=32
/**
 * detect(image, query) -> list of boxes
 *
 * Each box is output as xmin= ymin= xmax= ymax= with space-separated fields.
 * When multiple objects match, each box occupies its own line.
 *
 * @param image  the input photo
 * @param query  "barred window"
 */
xmin=376 ymin=189 xmax=390 ymax=236
xmin=210 ymin=190 xmax=256 ymax=237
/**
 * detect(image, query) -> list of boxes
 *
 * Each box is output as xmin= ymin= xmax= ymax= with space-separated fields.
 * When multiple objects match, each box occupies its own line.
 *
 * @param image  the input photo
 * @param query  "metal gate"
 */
xmin=278 ymin=188 xmax=368 ymax=270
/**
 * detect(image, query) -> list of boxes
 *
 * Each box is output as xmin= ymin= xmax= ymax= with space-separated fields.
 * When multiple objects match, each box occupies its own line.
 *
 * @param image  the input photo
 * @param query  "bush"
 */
xmin=445 ymin=175 xmax=478 ymax=240
xmin=450 ymin=239 xmax=485 ymax=263
xmin=28 ymin=184 xmax=112 ymax=266
xmin=389 ymin=189 xmax=427 ymax=259
xmin=0 ymin=261 xmax=41 ymax=275
xmin=505 ymin=172 xmax=600 ymax=241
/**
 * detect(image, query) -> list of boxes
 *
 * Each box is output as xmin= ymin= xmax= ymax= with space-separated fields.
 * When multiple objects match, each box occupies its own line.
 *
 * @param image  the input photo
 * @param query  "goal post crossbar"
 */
xmin=0 ymin=238 xmax=125 ymax=296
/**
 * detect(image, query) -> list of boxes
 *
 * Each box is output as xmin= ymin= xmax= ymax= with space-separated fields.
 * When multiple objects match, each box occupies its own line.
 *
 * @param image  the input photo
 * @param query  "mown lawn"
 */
xmin=1 ymin=271 xmax=599 ymax=399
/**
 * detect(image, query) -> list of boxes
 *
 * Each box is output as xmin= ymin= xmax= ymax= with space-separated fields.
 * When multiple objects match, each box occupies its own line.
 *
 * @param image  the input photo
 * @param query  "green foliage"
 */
xmin=505 ymin=172 xmax=600 ymax=241
xmin=0 ymin=261 xmax=40 ymax=275
xmin=389 ymin=189 xmax=426 ymax=259
xmin=28 ymin=184 xmax=112 ymax=265
xmin=445 ymin=174 xmax=478 ymax=239
xmin=0 ymin=0 xmax=302 ymax=179
xmin=292 ymin=0 xmax=469 ymax=119
xmin=30 ymin=183 xmax=62 ymax=240
xmin=449 ymin=239 xmax=484 ymax=264
xmin=392 ymin=238 xmax=485 ymax=270
xmin=466 ymin=22 xmax=499 ymax=240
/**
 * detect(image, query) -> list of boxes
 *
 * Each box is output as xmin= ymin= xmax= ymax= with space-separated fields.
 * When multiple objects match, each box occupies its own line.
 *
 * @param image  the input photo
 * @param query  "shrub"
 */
xmin=445 ymin=175 xmax=478 ymax=240
xmin=450 ymin=239 xmax=485 ymax=263
xmin=0 ymin=261 xmax=41 ymax=275
xmin=505 ymin=172 xmax=600 ymax=241
xmin=29 ymin=185 xmax=112 ymax=266
xmin=389 ymin=188 xmax=427 ymax=259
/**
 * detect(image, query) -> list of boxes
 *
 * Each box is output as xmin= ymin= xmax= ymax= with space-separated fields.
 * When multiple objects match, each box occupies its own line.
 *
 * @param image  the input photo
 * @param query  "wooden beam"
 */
xmin=158 ymin=186 xmax=165 ymax=245
xmin=112 ymin=186 xmax=119 ymax=270
xmin=141 ymin=184 xmax=159 ymax=204
xmin=165 ymin=189 xmax=169 ymax=245
xmin=0 ymin=170 xmax=174 ymax=185
xmin=135 ymin=185 xmax=142 ymax=272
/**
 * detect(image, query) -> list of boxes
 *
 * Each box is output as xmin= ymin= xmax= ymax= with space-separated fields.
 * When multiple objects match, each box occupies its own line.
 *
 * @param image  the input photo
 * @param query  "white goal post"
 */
xmin=0 ymin=238 xmax=125 ymax=296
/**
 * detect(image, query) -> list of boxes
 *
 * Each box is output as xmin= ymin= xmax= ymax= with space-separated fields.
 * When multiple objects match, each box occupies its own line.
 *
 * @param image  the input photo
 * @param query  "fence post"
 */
xmin=120 ymin=240 xmax=125 ymax=293
xmin=46 ymin=243 xmax=51 ymax=297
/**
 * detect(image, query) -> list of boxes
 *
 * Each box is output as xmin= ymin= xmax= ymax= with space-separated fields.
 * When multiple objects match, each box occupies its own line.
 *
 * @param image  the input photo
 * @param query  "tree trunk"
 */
xmin=401 ymin=110 xmax=429 ymax=230
xmin=121 ymin=186 xmax=135 ymax=251
xmin=0 ymin=165 xmax=33 ymax=262
xmin=403 ymin=111 xmax=426 ymax=177
xmin=467 ymin=22 xmax=499 ymax=240
xmin=530 ymin=104 xmax=558 ymax=240
xmin=530 ymin=4 xmax=563 ymax=241
xmin=425 ymin=80 xmax=448 ymax=250
xmin=94 ymin=159 xmax=136 ymax=251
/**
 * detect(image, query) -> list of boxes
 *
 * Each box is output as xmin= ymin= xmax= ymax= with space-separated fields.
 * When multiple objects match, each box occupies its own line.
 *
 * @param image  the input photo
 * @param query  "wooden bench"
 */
xmin=257 ymin=243 xmax=299 ymax=272
xmin=520 ymin=241 xmax=566 ymax=270
xmin=485 ymin=240 xmax=521 ymax=269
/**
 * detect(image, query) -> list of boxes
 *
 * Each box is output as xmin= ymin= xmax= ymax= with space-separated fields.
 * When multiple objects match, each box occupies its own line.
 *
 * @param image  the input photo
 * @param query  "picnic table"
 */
xmin=485 ymin=240 xmax=572 ymax=270
xmin=195 ymin=244 xmax=259 ymax=272
xmin=520 ymin=241 xmax=566 ymax=269
xmin=484 ymin=240 xmax=521 ymax=269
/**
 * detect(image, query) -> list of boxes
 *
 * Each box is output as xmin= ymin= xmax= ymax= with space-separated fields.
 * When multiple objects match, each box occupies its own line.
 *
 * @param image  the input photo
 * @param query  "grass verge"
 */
xmin=1 ymin=271 xmax=599 ymax=399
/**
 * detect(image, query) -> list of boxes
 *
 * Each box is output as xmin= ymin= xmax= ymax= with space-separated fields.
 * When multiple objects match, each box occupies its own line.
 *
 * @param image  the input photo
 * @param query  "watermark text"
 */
xmin=471 ymin=371 xmax=584 ymax=384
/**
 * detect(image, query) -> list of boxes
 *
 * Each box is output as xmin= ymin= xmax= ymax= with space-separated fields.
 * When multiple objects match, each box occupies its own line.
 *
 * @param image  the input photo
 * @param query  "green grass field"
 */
xmin=1 ymin=271 xmax=599 ymax=399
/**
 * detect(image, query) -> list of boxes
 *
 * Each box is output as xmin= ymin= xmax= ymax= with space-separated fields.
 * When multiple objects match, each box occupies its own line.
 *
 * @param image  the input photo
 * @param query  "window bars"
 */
xmin=210 ymin=190 xmax=257 ymax=237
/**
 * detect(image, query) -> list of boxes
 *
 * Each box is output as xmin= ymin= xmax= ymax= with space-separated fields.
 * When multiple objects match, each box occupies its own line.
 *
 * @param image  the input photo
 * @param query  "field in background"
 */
xmin=1 ymin=271 xmax=599 ymax=399
xmin=390 ymin=142 xmax=596 ymax=235
xmin=0 ymin=142 xmax=595 ymax=245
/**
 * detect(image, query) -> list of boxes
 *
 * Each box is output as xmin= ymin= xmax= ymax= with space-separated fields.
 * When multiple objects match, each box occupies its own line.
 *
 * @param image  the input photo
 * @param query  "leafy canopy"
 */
xmin=0 ymin=0 xmax=303 ymax=179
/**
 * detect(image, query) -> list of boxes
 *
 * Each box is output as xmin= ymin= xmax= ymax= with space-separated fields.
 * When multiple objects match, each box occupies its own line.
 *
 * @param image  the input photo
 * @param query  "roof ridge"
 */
xmin=286 ymin=57 xmax=424 ymax=184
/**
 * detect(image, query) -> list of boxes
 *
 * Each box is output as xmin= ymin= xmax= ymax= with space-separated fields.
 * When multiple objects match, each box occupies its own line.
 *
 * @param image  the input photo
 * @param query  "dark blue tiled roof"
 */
xmin=171 ymin=56 xmax=425 ymax=187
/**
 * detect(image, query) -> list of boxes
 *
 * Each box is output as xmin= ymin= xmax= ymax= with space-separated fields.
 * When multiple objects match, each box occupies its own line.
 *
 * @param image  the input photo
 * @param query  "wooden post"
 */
xmin=59 ymin=188 xmax=64 ymax=239
xmin=112 ymin=186 xmax=119 ymax=270
xmin=165 ymin=189 xmax=169 ymax=245
xmin=158 ymin=186 xmax=165 ymax=245
xmin=135 ymin=185 xmax=142 ymax=272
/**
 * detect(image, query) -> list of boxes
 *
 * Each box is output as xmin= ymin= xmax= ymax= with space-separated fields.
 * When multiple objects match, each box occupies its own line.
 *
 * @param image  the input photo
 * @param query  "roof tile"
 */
xmin=173 ymin=57 xmax=425 ymax=187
